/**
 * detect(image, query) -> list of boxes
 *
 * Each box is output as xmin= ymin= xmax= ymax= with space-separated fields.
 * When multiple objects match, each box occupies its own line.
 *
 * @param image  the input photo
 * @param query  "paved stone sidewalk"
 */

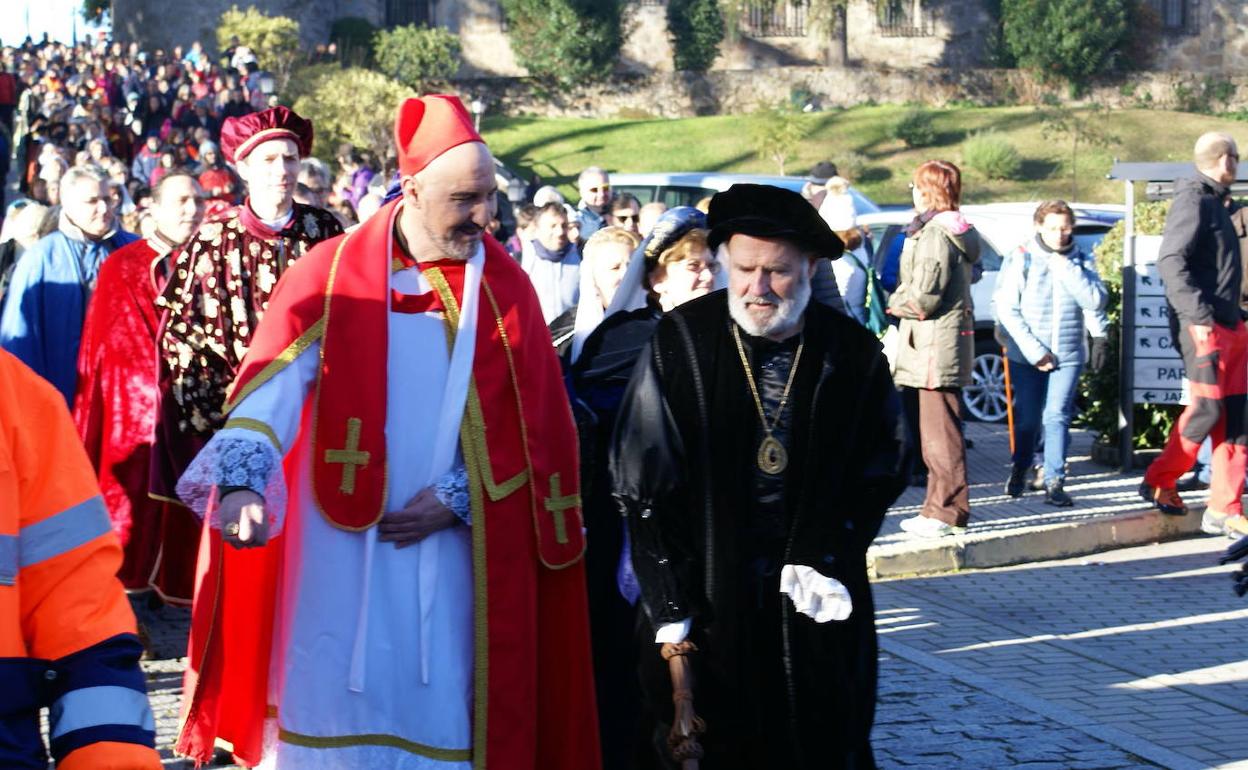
xmin=874 ymin=535 xmax=1248 ymax=769
xmin=875 ymin=653 xmax=1158 ymax=769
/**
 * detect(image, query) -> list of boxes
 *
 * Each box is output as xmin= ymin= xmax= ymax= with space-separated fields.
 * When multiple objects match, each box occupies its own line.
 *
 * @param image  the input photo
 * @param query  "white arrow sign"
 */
xmin=1133 ymin=388 xmax=1185 ymax=405
xmin=1133 ymin=264 xmax=1166 ymax=297
xmin=1133 ymin=327 xmax=1181 ymax=359
xmin=1133 ymin=296 xmax=1172 ymax=327
xmin=1134 ymin=361 xmax=1187 ymax=389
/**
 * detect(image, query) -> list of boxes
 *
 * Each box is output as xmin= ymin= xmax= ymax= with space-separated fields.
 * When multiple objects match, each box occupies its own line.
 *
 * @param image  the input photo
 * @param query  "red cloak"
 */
xmin=73 ymin=238 xmax=198 ymax=603
xmin=176 ymin=199 xmax=601 ymax=769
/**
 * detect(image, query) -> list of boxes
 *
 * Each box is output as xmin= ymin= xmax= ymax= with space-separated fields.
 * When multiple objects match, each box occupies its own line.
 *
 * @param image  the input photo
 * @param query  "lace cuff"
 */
xmin=434 ymin=465 xmax=471 ymax=525
xmin=176 ymin=429 xmax=289 ymax=536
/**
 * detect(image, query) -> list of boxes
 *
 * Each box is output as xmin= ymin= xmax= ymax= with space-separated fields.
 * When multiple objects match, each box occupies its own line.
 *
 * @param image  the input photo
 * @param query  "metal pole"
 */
xmin=1118 ymin=179 xmax=1136 ymax=472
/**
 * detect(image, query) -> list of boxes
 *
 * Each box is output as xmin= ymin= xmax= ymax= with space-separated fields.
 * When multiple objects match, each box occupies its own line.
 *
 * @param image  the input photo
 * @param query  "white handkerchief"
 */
xmin=779 ymin=564 xmax=852 ymax=623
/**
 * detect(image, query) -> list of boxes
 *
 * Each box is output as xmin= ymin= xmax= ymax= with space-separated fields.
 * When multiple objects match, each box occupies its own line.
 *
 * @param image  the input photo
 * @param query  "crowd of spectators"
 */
xmin=0 ymin=33 xmax=390 ymax=290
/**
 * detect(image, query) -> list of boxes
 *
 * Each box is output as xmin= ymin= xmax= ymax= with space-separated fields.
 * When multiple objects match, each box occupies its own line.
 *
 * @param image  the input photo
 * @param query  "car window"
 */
xmin=613 ymin=185 xmax=656 ymax=205
xmin=1073 ymin=225 xmax=1112 ymax=258
xmin=976 ymin=230 xmax=1003 ymax=273
xmin=658 ymin=186 xmax=714 ymax=209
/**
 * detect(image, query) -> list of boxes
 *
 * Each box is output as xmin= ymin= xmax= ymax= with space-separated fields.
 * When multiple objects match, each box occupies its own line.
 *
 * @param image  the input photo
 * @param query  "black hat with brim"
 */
xmin=707 ymin=183 xmax=844 ymax=260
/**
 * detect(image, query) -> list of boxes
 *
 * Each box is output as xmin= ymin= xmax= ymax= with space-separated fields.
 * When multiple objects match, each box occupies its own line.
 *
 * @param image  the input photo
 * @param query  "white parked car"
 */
xmin=610 ymin=172 xmax=881 ymax=215
xmin=857 ymin=203 xmax=1124 ymax=422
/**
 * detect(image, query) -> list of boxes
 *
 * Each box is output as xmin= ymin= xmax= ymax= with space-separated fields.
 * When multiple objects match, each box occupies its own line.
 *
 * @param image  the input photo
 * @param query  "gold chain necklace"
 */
xmin=731 ymin=324 xmax=804 ymax=475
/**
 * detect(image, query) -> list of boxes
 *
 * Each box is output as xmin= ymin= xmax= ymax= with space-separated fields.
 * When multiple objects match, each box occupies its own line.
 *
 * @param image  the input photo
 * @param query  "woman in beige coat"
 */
xmin=887 ymin=160 xmax=980 ymax=537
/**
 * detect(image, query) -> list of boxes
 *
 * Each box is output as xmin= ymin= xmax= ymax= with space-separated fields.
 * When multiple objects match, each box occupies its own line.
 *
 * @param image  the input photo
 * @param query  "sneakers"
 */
xmin=1138 ymin=481 xmax=1188 ymax=516
xmin=1005 ymin=465 xmax=1027 ymax=498
xmin=1225 ymin=514 xmax=1248 ymax=539
xmin=1043 ymin=481 xmax=1074 ymax=507
xmin=1028 ymin=465 xmax=1045 ymax=492
xmin=1202 ymin=508 xmax=1231 ymax=536
xmin=899 ymin=514 xmax=965 ymax=538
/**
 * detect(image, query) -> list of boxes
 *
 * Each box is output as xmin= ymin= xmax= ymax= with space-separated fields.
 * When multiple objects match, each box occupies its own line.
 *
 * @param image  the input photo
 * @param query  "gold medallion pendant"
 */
xmin=757 ymin=435 xmax=788 ymax=475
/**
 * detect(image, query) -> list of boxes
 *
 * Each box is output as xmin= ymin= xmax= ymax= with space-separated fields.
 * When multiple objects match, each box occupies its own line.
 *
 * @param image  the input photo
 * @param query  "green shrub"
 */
xmin=499 ymin=0 xmax=625 ymax=87
xmin=961 ymin=131 xmax=1022 ymax=180
xmin=330 ymin=17 xmax=377 ymax=66
xmin=1002 ymin=0 xmax=1130 ymax=88
xmin=832 ymin=151 xmax=870 ymax=179
xmin=667 ymin=0 xmax=724 ymax=73
xmin=889 ymin=108 xmax=937 ymax=149
xmin=292 ymin=68 xmax=413 ymax=165
xmin=373 ymin=24 xmax=462 ymax=92
xmin=750 ymin=102 xmax=810 ymax=175
xmin=216 ymin=5 xmax=301 ymax=90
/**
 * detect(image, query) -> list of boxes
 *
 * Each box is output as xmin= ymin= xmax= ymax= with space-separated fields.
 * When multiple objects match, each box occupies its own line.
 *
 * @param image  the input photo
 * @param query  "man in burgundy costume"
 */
xmin=151 ymin=106 xmax=342 ymax=502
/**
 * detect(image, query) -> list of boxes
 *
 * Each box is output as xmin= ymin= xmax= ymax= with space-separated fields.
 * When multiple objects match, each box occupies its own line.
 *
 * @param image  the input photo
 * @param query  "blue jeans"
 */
xmin=1010 ymin=358 xmax=1083 ymax=484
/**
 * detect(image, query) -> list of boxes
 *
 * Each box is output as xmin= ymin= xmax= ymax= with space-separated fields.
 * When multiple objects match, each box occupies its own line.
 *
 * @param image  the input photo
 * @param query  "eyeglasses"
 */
xmin=613 ymin=213 xmax=638 ymax=223
xmin=587 ymin=185 xmax=610 ymax=193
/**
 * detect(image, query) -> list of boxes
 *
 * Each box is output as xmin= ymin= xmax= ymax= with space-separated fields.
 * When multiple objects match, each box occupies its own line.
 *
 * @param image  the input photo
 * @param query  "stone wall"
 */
xmin=110 ymin=0 xmax=385 ymax=54
xmin=1149 ymin=0 xmax=1248 ymax=74
xmin=458 ymin=66 xmax=1248 ymax=119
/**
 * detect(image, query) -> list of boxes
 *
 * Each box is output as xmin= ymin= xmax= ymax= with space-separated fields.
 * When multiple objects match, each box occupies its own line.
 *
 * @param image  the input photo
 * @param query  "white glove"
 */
xmin=779 ymin=564 xmax=852 ymax=622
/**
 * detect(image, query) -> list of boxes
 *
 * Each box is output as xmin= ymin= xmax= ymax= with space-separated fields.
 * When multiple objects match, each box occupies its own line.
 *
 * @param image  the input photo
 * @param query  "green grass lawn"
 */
xmin=482 ymin=105 xmax=1248 ymax=207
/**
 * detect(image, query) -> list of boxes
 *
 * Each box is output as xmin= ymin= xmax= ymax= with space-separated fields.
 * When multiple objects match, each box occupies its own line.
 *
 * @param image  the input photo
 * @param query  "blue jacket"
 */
xmin=0 ymin=221 xmax=138 ymax=404
xmin=993 ymin=236 xmax=1109 ymax=367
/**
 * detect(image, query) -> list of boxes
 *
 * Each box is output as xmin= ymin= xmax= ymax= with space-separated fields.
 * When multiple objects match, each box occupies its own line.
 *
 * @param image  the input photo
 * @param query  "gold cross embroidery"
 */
xmin=325 ymin=417 xmax=371 ymax=495
xmin=543 ymin=473 xmax=580 ymax=545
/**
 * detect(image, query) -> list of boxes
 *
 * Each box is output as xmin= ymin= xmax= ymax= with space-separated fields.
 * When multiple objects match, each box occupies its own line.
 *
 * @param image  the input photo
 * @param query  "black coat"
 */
xmin=1158 ymin=174 xmax=1243 ymax=332
xmin=610 ymin=290 xmax=908 ymax=770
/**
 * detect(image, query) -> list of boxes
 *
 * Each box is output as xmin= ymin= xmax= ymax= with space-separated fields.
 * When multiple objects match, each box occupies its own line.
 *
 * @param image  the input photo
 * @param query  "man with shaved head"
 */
xmin=1141 ymin=132 xmax=1248 ymax=537
xmin=173 ymin=95 xmax=600 ymax=769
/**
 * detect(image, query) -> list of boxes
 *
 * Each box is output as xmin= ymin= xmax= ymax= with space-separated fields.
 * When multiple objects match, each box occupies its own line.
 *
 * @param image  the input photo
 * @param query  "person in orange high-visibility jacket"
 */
xmin=0 ymin=347 xmax=161 ymax=770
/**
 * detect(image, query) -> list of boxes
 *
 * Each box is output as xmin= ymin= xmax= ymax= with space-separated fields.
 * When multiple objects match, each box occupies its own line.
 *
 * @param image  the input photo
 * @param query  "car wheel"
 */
xmin=963 ymin=344 xmax=1008 ymax=423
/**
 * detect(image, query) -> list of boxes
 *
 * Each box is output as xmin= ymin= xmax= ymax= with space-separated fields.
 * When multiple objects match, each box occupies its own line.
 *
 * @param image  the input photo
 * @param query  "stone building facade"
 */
xmin=108 ymin=0 xmax=1247 ymax=77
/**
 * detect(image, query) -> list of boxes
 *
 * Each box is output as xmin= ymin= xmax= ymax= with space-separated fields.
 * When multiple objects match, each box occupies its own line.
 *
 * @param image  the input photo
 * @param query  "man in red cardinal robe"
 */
xmin=73 ymin=171 xmax=206 ymax=605
xmin=151 ymin=106 xmax=342 ymax=506
xmin=172 ymin=95 xmax=600 ymax=770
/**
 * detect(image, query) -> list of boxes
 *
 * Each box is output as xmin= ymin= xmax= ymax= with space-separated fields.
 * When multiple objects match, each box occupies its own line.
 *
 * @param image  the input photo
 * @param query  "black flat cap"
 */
xmin=707 ymin=183 xmax=844 ymax=260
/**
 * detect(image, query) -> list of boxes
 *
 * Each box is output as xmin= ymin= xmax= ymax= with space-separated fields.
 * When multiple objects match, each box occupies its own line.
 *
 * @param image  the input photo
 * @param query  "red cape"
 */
xmin=73 ymin=238 xmax=197 ymax=602
xmin=177 ymin=200 xmax=600 ymax=769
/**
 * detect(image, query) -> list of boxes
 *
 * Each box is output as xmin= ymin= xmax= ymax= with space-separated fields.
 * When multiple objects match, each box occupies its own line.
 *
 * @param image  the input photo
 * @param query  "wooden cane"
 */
xmin=661 ymin=641 xmax=706 ymax=769
xmin=1003 ymin=349 xmax=1016 ymax=455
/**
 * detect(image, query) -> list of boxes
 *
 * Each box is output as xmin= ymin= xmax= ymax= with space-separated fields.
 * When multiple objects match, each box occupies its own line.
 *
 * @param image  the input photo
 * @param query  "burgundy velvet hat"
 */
xmin=220 ymin=106 xmax=314 ymax=164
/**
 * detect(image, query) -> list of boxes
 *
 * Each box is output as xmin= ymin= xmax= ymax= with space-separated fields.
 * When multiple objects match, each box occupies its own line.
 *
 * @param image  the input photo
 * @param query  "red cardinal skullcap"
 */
xmin=220 ymin=105 xmax=314 ymax=164
xmin=395 ymin=95 xmax=484 ymax=177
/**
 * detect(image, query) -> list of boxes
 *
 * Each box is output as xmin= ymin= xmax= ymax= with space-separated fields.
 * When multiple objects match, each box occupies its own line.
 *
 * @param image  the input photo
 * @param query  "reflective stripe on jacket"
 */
xmin=0 ymin=348 xmax=159 ymax=769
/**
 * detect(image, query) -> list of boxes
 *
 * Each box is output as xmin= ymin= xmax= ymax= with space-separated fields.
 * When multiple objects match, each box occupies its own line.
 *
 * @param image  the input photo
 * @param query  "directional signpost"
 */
xmin=1109 ymin=162 xmax=1248 ymax=470
xmin=1129 ymin=236 xmax=1184 ymax=406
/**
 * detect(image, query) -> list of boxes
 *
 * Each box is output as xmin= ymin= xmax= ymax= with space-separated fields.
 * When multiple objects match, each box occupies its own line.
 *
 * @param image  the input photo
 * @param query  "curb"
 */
xmin=868 ymin=506 xmax=1206 ymax=579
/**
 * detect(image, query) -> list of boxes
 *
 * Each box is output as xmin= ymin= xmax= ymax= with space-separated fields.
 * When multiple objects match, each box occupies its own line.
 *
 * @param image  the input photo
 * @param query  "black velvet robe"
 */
xmin=610 ymin=290 xmax=908 ymax=770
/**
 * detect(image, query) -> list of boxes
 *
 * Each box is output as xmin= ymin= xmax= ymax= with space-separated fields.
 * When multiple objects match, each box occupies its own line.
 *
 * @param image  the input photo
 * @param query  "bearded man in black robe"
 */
xmin=611 ymin=184 xmax=908 ymax=770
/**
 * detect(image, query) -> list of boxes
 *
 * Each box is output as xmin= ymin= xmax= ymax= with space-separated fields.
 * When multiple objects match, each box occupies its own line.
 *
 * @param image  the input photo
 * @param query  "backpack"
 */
xmin=847 ymin=250 xmax=890 ymax=337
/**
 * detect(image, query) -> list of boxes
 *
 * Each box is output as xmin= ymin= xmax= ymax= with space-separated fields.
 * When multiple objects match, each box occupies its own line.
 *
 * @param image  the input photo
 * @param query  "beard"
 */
xmin=728 ymin=269 xmax=812 ymax=339
xmin=423 ymin=217 xmax=483 ymax=261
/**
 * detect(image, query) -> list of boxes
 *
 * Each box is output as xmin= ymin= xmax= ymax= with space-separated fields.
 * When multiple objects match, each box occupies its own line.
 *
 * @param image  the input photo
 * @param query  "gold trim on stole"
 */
xmin=223 ymin=317 xmax=326 ymax=414
xmin=223 ymin=418 xmax=283 ymax=453
xmin=310 ymin=230 xmax=388 ymax=531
